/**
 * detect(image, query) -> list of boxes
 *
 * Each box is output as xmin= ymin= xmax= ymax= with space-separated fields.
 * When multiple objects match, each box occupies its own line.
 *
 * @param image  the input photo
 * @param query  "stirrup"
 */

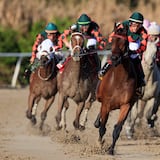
xmin=98 ymin=70 xmax=105 ymax=80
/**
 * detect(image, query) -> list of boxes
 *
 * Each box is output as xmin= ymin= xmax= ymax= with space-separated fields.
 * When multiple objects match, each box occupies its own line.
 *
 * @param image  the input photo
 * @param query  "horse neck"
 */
xmin=68 ymin=56 xmax=90 ymax=80
xmin=39 ymin=60 xmax=55 ymax=79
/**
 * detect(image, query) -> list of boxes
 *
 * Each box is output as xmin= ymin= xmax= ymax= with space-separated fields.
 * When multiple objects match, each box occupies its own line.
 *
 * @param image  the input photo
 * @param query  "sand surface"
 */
xmin=0 ymin=87 xmax=160 ymax=160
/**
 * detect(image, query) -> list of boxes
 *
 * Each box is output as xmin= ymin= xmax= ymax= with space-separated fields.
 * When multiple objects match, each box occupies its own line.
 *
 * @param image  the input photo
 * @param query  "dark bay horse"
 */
xmin=55 ymin=32 xmax=98 ymax=130
xmin=26 ymin=50 xmax=58 ymax=130
xmin=95 ymin=25 xmax=137 ymax=155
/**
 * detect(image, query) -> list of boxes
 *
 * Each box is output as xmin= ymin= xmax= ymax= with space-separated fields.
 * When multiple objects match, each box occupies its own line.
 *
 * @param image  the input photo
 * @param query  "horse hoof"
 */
xmin=73 ymin=121 xmax=79 ymax=129
xmin=26 ymin=110 xmax=32 ymax=119
xmin=94 ymin=119 xmax=100 ymax=128
xmin=107 ymin=147 xmax=114 ymax=155
xmin=55 ymin=126 xmax=62 ymax=131
xmin=79 ymin=125 xmax=85 ymax=131
xmin=31 ymin=116 xmax=37 ymax=125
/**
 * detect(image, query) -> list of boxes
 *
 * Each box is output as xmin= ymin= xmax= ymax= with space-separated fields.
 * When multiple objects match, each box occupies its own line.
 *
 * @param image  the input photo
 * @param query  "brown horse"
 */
xmin=55 ymin=32 xmax=99 ymax=130
xmin=26 ymin=51 xmax=58 ymax=130
xmin=95 ymin=25 xmax=137 ymax=155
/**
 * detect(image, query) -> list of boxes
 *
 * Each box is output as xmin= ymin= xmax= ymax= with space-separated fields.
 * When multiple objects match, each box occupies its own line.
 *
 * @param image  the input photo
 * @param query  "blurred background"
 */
xmin=0 ymin=0 xmax=159 ymax=87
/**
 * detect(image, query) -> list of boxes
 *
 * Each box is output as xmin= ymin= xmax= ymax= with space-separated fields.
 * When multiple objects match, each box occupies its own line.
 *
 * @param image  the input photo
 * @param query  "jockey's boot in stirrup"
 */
xmin=56 ymin=58 xmax=66 ymax=69
xmin=98 ymin=62 xmax=110 ymax=80
xmin=24 ymin=68 xmax=31 ymax=78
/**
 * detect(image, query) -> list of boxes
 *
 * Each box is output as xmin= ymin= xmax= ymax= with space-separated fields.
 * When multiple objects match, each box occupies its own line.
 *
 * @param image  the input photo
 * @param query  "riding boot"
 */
xmin=24 ymin=67 xmax=31 ymax=79
xmin=24 ymin=59 xmax=40 ymax=79
xmin=56 ymin=57 xmax=66 ymax=69
xmin=30 ymin=58 xmax=40 ymax=72
xmin=98 ymin=62 xmax=111 ymax=80
xmin=131 ymin=57 xmax=145 ymax=96
xmin=93 ymin=53 xmax=101 ymax=72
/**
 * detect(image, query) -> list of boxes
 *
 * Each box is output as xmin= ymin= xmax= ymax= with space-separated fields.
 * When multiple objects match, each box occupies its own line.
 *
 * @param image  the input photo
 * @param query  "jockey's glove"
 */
xmin=70 ymin=24 xmax=77 ymax=31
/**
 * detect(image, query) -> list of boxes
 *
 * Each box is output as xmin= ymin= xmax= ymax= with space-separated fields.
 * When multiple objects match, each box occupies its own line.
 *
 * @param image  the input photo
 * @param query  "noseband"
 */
xmin=70 ymin=32 xmax=85 ymax=57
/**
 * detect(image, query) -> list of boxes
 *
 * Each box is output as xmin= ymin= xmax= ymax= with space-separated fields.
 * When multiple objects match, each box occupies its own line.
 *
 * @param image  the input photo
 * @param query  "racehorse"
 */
xmin=26 ymin=47 xmax=58 ymax=130
xmin=125 ymin=38 xmax=160 ymax=139
xmin=55 ymin=32 xmax=99 ymax=130
xmin=94 ymin=24 xmax=137 ymax=155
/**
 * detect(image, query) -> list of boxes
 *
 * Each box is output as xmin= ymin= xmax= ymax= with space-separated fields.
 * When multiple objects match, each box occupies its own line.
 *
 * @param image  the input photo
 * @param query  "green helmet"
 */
xmin=129 ymin=12 xmax=144 ymax=24
xmin=45 ymin=23 xmax=58 ymax=33
xmin=77 ymin=14 xmax=91 ymax=25
xmin=40 ymin=31 xmax=47 ymax=38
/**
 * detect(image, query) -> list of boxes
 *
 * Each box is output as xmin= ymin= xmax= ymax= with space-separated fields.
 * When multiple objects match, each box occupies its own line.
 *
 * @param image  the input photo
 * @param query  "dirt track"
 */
xmin=0 ymin=88 xmax=160 ymax=160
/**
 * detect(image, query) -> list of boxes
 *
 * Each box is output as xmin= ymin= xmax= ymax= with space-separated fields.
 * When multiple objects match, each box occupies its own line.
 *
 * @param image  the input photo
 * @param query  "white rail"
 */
xmin=0 ymin=50 xmax=111 ymax=87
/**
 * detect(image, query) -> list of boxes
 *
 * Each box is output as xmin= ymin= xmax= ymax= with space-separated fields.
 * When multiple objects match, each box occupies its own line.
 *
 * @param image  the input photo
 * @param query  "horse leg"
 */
xmin=73 ymin=102 xmax=85 ymax=130
xmin=108 ymin=104 xmax=130 ymax=155
xmin=98 ymin=104 xmax=109 ymax=146
xmin=31 ymin=96 xmax=41 ymax=125
xmin=40 ymin=96 xmax=55 ymax=130
xmin=79 ymin=93 xmax=95 ymax=130
xmin=26 ymin=92 xmax=35 ymax=119
xmin=59 ymin=100 xmax=69 ymax=130
xmin=94 ymin=113 xmax=101 ymax=128
xmin=125 ymin=101 xmax=139 ymax=139
xmin=55 ymin=93 xmax=67 ymax=130
xmin=146 ymin=98 xmax=160 ymax=128
xmin=26 ymin=93 xmax=40 ymax=125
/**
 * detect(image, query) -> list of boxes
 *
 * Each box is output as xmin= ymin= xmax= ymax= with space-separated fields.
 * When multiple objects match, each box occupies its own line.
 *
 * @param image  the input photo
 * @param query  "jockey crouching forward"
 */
xmin=99 ymin=12 xmax=148 ymax=95
xmin=57 ymin=13 xmax=107 ymax=72
xmin=28 ymin=22 xmax=68 ymax=74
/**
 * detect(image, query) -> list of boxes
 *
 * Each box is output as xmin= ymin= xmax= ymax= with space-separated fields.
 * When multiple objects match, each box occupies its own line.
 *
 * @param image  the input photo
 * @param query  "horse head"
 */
xmin=70 ymin=32 xmax=85 ymax=61
xmin=111 ymin=23 xmax=128 ymax=66
xmin=142 ymin=38 xmax=159 ymax=68
xmin=39 ymin=51 xmax=52 ymax=67
xmin=36 ymin=39 xmax=56 ymax=80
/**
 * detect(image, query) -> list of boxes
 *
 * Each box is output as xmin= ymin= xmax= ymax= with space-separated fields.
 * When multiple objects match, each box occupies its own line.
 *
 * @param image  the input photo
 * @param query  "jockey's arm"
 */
xmin=58 ymin=29 xmax=72 ymax=49
xmin=91 ymin=30 xmax=107 ymax=50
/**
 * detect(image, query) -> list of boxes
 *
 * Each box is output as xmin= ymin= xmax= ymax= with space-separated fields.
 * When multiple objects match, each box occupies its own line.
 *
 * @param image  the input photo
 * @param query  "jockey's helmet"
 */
xmin=129 ymin=12 xmax=144 ymax=24
xmin=45 ymin=23 xmax=58 ymax=34
xmin=40 ymin=31 xmax=47 ymax=38
xmin=77 ymin=14 xmax=91 ymax=25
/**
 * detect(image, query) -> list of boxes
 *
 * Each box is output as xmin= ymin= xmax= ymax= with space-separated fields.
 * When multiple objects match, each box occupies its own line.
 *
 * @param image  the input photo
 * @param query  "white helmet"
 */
xmin=148 ymin=22 xmax=160 ymax=35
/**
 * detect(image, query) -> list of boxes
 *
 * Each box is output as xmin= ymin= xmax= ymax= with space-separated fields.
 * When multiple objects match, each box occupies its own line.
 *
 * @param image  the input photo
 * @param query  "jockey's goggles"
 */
xmin=129 ymin=22 xmax=142 ymax=28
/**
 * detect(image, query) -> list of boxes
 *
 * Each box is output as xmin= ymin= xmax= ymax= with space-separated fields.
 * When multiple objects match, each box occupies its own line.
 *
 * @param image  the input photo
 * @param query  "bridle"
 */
xmin=70 ymin=32 xmax=85 ymax=58
xmin=38 ymin=54 xmax=55 ymax=81
xmin=111 ymin=32 xmax=128 ymax=66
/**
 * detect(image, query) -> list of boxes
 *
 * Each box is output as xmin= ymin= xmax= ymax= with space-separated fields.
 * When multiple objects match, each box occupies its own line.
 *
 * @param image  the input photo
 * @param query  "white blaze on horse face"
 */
xmin=70 ymin=34 xmax=82 ymax=57
xmin=36 ymin=39 xmax=55 ymax=60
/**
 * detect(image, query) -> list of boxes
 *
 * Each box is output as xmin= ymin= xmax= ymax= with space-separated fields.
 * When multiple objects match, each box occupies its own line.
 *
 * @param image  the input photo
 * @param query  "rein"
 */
xmin=70 ymin=45 xmax=83 ymax=56
xmin=112 ymin=34 xmax=128 ymax=40
xmin=38 ymin=59 xmax=55 ymax=81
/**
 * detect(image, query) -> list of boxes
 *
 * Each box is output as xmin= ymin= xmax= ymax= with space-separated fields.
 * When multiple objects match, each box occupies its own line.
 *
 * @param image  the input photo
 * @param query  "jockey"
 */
xmin=99 ymin=12 xmax=148 ymax=93
xmin=147 ymin=22 xmax=160 ymax=66
xmin=25 ymin=22 xmax=67 ymax=76
xmin=57 ymin=13 xmax=107 ymax=71
xmin=30 ymin=31 xmax=46 ymax=64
